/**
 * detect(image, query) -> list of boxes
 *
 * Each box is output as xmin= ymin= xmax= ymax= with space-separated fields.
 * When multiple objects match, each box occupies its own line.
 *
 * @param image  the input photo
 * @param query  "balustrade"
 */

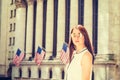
xmin=12 ymin=60 xmax=65 ymax=80
xmin=11 ymin=54 xmax=117 ymax=80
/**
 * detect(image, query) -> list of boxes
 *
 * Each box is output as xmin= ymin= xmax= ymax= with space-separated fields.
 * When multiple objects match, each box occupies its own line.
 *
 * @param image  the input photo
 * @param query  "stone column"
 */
xmin=45 ymin=0 xmax=54 ymax=59
xmin=98 ymin=0 xmax=109 ymax=55
xmin=35 ymin=0 xmax=43 ymax=51
xmin=95 ymin=0 xmax=117 ymax=80
xmin=95 ymin=0 xmax=109 ymax=80
xmin=0 ymin=0 xmax=8 ymax=76
xmin=109 ymin=0 xmax=120 ymax=61
xmin=25 ymin=0 xmax=34 ymax=60
xmin=70 ymin=0 xmax=78 ymax=30
xmin=56 ymin=0 xmax=65 ymax=59
xmin=15 ymin=0 xmax=26 ymax=54
xmin=84 ymin=0 xmax=92 ymax=40
xmin=109 ymin=0 xmax=120 ymax=79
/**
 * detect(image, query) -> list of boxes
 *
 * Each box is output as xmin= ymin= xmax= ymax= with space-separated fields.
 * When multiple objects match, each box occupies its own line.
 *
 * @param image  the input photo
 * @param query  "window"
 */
xmin=14 ymin=9 xmax=16 ymax=17
xmin=9 ymin=37 xmax=15 ymax=46
xmin=13 ymin=23 xmax=16 ymax=31
xmin=13 ymin=37 xmax=15 ymax=46
xmin=9 ymin=23 xmax=16 ymax=32
xmin=9 ymin=51 xmax=11 ymax=54
xmin=9 ymin=24 xmax=12 ymax=32
xmin=9 ymin=37 xmax=12 ymax=46
xmin=10 ymin=10 xmax=13 ymax=18
xmin=12 ymin=50 xmax=14 ymax=54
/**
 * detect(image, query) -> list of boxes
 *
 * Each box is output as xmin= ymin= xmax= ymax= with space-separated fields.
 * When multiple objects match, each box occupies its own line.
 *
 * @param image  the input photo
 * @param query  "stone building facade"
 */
xmin=0 ymin=0 xmax=120 ymax=80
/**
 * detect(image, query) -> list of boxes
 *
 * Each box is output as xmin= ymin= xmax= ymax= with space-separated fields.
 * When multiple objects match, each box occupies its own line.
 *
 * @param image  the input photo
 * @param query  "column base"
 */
xmin=95 ymin=53 xmax=115 ymax=61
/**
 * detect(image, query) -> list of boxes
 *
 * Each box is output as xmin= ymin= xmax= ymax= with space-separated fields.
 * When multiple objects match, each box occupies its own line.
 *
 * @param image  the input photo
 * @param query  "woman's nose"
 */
xmin=76 ymin=36 xmax=79 ymax=40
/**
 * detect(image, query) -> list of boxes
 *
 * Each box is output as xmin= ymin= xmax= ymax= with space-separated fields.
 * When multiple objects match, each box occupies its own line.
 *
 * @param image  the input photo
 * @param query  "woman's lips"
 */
xmin=75 ymin=41 xmax=79 ymax=42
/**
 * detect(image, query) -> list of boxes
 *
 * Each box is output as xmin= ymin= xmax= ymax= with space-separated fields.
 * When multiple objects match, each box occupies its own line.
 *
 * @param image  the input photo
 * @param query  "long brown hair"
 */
xmin=69 ymin=25 xmax=94 ymax=64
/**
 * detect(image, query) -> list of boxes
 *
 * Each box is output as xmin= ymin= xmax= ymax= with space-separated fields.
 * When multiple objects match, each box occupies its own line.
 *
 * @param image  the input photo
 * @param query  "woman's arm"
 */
xmin=81 ymin=52 xmax=93 ymax=80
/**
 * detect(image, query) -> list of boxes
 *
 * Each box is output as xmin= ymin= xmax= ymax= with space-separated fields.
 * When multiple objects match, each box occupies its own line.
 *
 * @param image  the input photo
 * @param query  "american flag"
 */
xmin=34 ymin=46 xmax=46 ymax=65
xmin=60 ymin=42 xmax=69 ymax=64
xmin=13 ymin=48 xmax=24 ymax=66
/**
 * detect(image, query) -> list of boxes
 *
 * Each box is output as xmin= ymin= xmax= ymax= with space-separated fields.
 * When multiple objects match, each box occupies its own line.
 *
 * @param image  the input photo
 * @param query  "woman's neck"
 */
xmin=76 ymin=45 xmax=86 ymax=53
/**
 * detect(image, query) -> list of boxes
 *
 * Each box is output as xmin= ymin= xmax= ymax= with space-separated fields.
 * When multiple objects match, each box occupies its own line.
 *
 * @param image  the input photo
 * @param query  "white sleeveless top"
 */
xmin=65 ymin=49 xmax=92 ymax=80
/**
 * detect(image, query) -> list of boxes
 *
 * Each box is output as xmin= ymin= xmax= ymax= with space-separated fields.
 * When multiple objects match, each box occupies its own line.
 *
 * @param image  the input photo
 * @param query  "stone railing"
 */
xmin=11 ymin=60 xmax=65 ymax=80
xmin=11 ymin=54 xmax=118 ymax=80
xmin=94 ymin=60 xmax=117 ymax=80
xmin=94 ymin=54 xmax=117 ymax=80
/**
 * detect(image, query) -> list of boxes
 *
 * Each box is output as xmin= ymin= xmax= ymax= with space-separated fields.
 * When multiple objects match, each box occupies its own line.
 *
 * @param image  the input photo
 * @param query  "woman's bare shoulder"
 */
xmin=82 ymin=51 xmax=92 ymax=64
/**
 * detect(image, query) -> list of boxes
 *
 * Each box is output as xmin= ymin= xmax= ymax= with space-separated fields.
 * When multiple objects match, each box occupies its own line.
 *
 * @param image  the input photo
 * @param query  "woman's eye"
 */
xmin=72 ymin=33 xmax=82 ymax=38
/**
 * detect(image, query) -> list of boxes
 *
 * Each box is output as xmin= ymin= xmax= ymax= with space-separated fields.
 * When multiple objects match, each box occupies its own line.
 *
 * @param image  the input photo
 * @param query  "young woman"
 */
xmin=65 ymin=25 xmax=94 ymax=80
